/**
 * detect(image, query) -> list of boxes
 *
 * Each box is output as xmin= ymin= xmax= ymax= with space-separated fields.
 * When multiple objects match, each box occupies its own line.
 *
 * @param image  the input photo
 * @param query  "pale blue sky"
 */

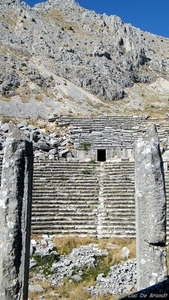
xmin=24 ymin=0 xmax=169 ymax=37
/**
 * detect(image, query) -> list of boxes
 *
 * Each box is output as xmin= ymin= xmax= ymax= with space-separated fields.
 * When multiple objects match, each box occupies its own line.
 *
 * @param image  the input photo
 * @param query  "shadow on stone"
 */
xmin=120 ymin=276 xmax=169 ymax=299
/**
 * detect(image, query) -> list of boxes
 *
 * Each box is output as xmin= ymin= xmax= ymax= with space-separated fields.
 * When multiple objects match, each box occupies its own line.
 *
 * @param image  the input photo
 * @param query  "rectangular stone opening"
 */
xmin=97 ymin=149 xmax=106 ymax=162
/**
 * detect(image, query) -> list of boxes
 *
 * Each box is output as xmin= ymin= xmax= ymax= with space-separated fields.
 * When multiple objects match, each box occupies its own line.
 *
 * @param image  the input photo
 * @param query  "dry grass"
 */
xmin=97 ymin=237 xmax=136 ymax=266
xmin=52 ymin=235 xmax=95 ymax=255
xmin=29 ymin=236 xmax=136 ymax=300
xmin=29 ymin=236 xmax=169 ymax=300
xmin=35 ymin=94 xmax=43 ymax=102
xmin=31 ymin=235 xmax=136 ymax=259
xmin=56 ymin=278 xmax=91 ymax=300
xmin=0 ymin=116 xmax=13 ymax=123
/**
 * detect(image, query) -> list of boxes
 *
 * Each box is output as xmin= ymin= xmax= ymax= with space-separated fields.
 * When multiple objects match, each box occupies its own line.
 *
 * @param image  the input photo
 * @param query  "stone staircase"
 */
xmin=31 ymin=161 xmax=100 ymax=236
xmin=0 ymin=155 xmax=169 ymax=243
xmin=97 ymin=162 xmax=135 ymax=238
xmin=31 ymin=160 xmax=136 ymax=238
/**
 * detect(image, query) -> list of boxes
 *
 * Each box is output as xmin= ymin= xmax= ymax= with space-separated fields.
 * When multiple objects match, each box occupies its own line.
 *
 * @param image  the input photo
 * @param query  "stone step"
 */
xmin=101 ymin=178 xmax=134 ymax=182
xmin=32 ymin=192 xmax=98 ymax=196
xmin=32 ymin=203 xmax=98 ymax=208
xmin=31 ymin=223 xmax=97 ymax=230
xmin=31 ymin=210 xmax=136 ymax=218
xmin=32 ymin=196 xmax=98 ymax=202
xmin=31 ymin=209 xmax=135 ymax=216
xmin=33 ymin=174 xmax=98 ymax=178
xmin=101 ymin=191 xmax=134 ymax=195
xmin=101 ymin=220 xmax=136 ymax=226
xmin=32 ymin=206 xmax=98 ymax=211
xmin=33 ymin=175 xmax=97 ymax=179
xmin=31 ymin=210 xmax=97 ymax=216
xmin=31 ymin=217 xmax=97 ymax=224
xmin=1 ymin=155 xmax=169 ymax=241
xmin=32 ymin=205 xmax=98 ymax=210
xmin=102 ymin=207 xmax=135 ymax=211
xmin=33 ymin=182 xmax=99 ymax=186
xmin=100 ymin=229 xmax=136 ymax=236
xmin=101 ymin=192 xmax=135 ymax=196
xmin=31 ymin=228 xmax=98 ymax=236
xmin=101 ymin=223 xmax=136 ymax=229
xmin=33 ymin=170 xmax=98 ymax=175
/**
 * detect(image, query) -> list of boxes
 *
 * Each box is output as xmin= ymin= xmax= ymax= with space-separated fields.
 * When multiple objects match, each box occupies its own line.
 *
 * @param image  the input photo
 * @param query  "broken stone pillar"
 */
xmin=134 ymin=125 xmax=167 ymax=291
xmin=0 ymin=122 xmax=33 ymax=300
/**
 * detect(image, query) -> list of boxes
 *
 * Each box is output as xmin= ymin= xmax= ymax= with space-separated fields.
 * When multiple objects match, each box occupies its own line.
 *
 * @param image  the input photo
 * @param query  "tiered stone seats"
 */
xmin=54 ymin=116 xmax=148 ymax=133
xmin=31 ymin=160 xmax=100 ymax=236
xmin=97 ymin=161 xmax=136 ymax=238
xmin=1 ymin=115 xmax=169 ymax=242
xmin=31 ymin=160 xmax=137 ymax=237
xmin=67 ymin=117 xmax=169 ymax=163
xmin=31 ymin=159 xmax=169 ymax=243
xmin=0 ymin=155 xmax=169 ymax=242
xmin=73 ymin=128 xmax=137 ymax=150
xmin=65 ymin=116 xmax=149 ymax=152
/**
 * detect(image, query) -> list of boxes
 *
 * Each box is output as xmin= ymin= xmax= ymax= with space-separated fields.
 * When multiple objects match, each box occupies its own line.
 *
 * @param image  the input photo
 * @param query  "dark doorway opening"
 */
xmin=97 ymin=149 xmax=106 ymax=162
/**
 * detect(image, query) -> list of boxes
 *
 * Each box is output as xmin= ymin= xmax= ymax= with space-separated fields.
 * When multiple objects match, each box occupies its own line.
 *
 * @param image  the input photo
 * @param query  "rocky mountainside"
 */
xmin=0 ymin=0 xmax=169 ymax=118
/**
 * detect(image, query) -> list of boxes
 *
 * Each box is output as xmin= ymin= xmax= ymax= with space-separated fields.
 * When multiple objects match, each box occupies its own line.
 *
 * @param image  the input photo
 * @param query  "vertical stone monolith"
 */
xmin=135 ymin=125 xmax=167 ymax=291
xmin=0 ymin=122 xmax=33 ymax=300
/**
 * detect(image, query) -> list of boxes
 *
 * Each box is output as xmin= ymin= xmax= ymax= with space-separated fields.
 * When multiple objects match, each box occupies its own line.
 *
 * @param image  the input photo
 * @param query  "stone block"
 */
xmin=134 ymin=125 xmax=167 ymax=291
xmin=0 ymin=122 xmax=33 ymax=300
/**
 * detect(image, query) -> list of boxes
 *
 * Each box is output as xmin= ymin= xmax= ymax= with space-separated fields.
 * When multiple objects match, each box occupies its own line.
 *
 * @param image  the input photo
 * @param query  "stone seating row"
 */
xmin=72 ymin=134 xmax=136 ymax=148
xmin=30 ymin=160 xmax=169 ymax=242
xmin=31 ymin=161 xmax=100 ymax=236
xmin=52 ymin=116 xmax=148 ymax=133
xmin=0 ymin=157 xmax=169 ymax=242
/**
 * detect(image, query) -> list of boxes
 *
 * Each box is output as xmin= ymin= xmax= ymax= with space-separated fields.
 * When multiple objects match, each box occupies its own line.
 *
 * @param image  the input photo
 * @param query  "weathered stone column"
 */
xmin=0 ymin=123 xmax=33 ymax=300
xmin=134 ymin=125 xmax=167 ymax=291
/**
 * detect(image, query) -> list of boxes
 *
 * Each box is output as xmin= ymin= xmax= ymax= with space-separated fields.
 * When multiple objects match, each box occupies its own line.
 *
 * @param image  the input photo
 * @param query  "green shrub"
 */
xmin=32 ymin=253 xmax=59 ymax=275
xmin=81 ymin=169 xmax=91 ymax=175
xmin=89 ymin=159 xmax=97 ymax=164
xmin=21 ymin=62 xmax=27 ymax=67
xmin=80 ymin=142 xmax=91 ymax=151
xmin=80 ymin=256 xmax=110 ymax=281
xmin=68 ymin=26 xmax=74 ymax=31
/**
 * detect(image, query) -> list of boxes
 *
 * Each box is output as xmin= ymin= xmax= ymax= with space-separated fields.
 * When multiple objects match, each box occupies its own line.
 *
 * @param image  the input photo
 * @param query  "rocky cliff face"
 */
xmin=0 ymin=0 xmax=169 ymax=118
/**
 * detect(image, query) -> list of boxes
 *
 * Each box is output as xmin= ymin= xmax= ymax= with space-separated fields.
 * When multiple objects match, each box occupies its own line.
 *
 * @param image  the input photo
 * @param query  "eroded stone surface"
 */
xmin=0 ymin=123 xmax=33 ymax=300
xmin=134 ymin=125 xmax=167 ymax=290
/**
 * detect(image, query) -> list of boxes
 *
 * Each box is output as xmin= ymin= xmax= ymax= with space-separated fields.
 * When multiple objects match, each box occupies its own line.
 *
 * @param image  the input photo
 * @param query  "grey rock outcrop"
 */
xmin=0 ymin=0 xmax=169 ymax=118
xmin=134 ymin=125 xmax=167 ymax=290
xmin=0 ymin=123 xmax=33 ymax=300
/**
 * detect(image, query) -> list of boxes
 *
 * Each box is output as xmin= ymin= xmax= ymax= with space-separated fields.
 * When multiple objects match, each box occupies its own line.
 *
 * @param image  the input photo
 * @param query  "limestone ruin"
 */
xmin=0 ymin=117 xmax=169 ymax=298
xmin=0 ymin=123 xmax=33 ymax=300
xmin=134 ymin=125 xmax=167 ymax=290
xmin=0 ymin=116 xmax=169 ymax=242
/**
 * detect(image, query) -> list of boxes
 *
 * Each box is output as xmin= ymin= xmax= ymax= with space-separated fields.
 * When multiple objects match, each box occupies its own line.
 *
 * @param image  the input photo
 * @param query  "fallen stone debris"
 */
xmin=0 ymin=120 xmax=73 ymax=161
xmin=29 ymin=235 xmax=137 ymax=297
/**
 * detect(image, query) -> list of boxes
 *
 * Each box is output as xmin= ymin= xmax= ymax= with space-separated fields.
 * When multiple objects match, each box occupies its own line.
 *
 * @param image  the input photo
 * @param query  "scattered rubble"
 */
xmin=29 ymin=235 xmax=137 ymax=297
xmin=0 ymin=120 xmax=73 ymax=161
